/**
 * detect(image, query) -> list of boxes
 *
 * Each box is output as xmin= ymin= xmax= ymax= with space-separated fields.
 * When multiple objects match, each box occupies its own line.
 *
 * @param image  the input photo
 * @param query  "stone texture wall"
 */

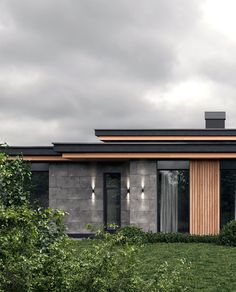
xmin=49 ymin=162 xmax=129 ymax=234
xmin=129 ymin=160 xmax=157 ymax=232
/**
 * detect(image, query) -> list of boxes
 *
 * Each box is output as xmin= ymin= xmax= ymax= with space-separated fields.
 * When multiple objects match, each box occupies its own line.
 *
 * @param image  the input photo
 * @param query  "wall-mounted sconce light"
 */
xmin=91 ymin=177 xmax=96 ymax=203
xmin=91 ymin=188 xmax=95 ymax=202
xmin=141 ymin=178 xmax=145 ymax=199
xmin=127 ymin=178 xmax=130 ymax=201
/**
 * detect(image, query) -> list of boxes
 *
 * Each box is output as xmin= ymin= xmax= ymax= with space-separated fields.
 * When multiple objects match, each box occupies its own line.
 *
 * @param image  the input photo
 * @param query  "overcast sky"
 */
xmin=1 ymin=0 xmax=236 ymax=145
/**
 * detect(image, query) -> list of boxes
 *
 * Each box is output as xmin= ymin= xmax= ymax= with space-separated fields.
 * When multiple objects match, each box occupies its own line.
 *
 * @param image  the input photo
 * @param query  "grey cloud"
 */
xmin=0 ymin=0 xmax=222 ymax=146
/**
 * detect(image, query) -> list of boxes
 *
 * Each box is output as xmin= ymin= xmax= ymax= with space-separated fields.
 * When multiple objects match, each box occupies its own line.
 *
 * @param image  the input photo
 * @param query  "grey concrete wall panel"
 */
xmin=49 ymin=162 xmax=129 ymax=234
xmin=129 ymin=160 xmax=157 ymax=232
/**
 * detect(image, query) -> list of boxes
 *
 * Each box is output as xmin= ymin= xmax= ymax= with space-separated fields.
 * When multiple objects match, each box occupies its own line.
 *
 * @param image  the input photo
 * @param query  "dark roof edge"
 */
xmin=95 ymin=129 xmax=236 ymax=136
xmin=0 ymin=146 xmax=60 ymax=156
xmin=53 ymin=143 xmax=236 ymax=153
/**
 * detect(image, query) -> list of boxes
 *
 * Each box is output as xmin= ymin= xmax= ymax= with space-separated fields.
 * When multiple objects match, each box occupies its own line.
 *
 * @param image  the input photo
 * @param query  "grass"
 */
xmin=77 ymin=241 xmax=236 ymax=291
xmin=137 ymin=243 xmax=236 ymax=291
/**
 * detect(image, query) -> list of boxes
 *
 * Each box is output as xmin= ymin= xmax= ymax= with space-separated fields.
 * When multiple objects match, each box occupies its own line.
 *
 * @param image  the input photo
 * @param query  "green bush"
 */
xmin=116 ymin=225 xmax=148 ymax=244
xmin=146 ymin=232 xmax=218 ymax=244
xmin=0 ymin=216 xmax=191 ymax=291
xmin=0 ymin=149 xmax=31 ymax=208
xmin=0 ymin=149 xmax=191 ymax=291
xmin=218 ymin=220 xmax=236 ymax=246
xmin=0 ymin=205 xmax=68 ymax=291
xmin=115 ymin=226 xmax=218 ymax=245
xmin=68 ymin=230 xmax=191 ymax=292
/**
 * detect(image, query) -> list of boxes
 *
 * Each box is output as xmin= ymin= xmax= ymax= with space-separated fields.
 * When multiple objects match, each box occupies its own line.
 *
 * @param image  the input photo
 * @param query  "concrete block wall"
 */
xmin=129 ymin=160 xmax=157 ymax=232
xmin=49 ymin=162 xmax=129 ymax=234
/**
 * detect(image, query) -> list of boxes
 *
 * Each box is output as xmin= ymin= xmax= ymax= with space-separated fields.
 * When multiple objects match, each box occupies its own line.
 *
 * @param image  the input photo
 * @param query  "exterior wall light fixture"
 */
xmin=91 ymin=178 xmax=95 ymax=202
xmin=91 ymin=186 xmax=95 ymax=203
xmin=141 ymin=179 xmax=145 ymax=199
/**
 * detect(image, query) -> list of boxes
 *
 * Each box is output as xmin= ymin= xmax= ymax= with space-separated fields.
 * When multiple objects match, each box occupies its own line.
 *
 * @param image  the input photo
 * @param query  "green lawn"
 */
xmin=77 ymin=241 xmax=236 ymax=291
xmin=137 ymin=243 xmax=236 ymax=292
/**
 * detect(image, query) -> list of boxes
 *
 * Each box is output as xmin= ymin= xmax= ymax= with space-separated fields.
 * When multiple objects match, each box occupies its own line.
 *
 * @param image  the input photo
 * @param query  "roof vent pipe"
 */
xmin=205 ymin=111 xmax=226 ymax=129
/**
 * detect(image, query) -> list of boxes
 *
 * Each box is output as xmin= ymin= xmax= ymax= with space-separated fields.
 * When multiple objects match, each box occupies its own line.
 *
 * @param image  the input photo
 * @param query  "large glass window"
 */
xmin=157 ymin=166 xmax=189 ymax=233
xmin=221 ymin=170 xmax=236 ymax=227
xmin=31 ymin=172 xmax=49 ymax=208
xmin=104 ymin=173 xmax=121 ymax=228
xmin=30 ymin=163 xmax=49 ymax=208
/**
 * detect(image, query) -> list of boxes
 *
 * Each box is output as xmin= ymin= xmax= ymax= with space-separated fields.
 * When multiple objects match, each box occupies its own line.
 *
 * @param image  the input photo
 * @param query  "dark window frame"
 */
xmin=103 ymin=173 xmax=121 ymax=228
xmin=157 ymin=160 xmax=189 ymax=170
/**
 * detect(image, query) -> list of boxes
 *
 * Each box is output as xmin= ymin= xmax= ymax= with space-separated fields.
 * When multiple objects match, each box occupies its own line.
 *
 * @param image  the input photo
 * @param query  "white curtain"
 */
xmin=160 ymin=171 xmax=178 ymax=233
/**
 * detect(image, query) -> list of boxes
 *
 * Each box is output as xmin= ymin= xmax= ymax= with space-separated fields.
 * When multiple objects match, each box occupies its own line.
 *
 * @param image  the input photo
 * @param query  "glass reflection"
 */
xmin=104 ymin=173 xmax=121 ymax=228
xmin=31 ymin=171 xmax=49 ymax=208
xmin=158 ymin=170 xmax=189 ymax=233
xmin=221 ymin=170 xmax=236 ymax=227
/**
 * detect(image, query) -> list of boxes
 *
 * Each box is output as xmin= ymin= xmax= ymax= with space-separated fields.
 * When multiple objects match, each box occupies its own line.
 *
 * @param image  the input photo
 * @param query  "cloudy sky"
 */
xmin=1 ymin=0 xmax=236 ymax=145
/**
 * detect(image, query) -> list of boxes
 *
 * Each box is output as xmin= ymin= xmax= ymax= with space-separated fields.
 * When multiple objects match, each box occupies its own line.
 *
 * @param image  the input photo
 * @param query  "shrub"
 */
xmin=115 ymin=225 xmax=218 ymax=245
xmin=68 ymin=230 xmax=191 ymax=292
xmin=0 ymin=205 xmax=68 ymax=291
xmin=0 ymin=216 xmax=191 ymax=291
xmin=146 ymin=259 xmax=191 ymax=292
xmin=0 ymin=148 xmax=31 ymax=208
xmin=218 ymin=220 xmax=236 ymax=246
xmin=116 ymin=225 xmax=148 ymax=244
xmin=0 ymin=148 xmax=191 ymax=291
xmin=146 ymin=232 xmax=218 ymax=244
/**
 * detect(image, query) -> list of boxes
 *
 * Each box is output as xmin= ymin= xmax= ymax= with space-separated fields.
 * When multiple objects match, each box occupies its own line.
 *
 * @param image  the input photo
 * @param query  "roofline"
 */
xmin=0 ymin=146 xmax=60 ymax=156
xmin=53 ymin=142 xmax=236 ymax=153
xmin=95 ymin=129 xmax=236 ymax=137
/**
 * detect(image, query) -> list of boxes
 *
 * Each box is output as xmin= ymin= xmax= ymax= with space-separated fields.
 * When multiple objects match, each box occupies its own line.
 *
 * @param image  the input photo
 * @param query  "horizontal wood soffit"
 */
xmin=62 ymin=153 xmax=236 ymax=159
xmin=8 ymin=153 xmax=236 ymax=161
xmin=99 ymin=136 xmax=236 ymax=141
xmin=8 ymin=156 xmax=68 ymax=161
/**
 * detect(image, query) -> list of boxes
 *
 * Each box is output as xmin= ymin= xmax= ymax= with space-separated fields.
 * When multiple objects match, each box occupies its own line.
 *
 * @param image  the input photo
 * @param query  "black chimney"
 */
xmin=205 ymin=111 xmax=226 ymax=129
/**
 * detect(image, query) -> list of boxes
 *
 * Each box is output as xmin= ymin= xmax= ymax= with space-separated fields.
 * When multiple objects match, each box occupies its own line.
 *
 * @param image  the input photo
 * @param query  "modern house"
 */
xmin=3 ymin=111 xmax=236 ymax=236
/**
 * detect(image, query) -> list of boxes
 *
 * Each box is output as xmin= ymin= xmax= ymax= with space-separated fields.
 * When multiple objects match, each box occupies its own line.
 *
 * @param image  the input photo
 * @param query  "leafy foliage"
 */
xmin=116 ymin=226 xmax=218 ymax=245
xmin=146 ymin=231 xmax=218 ymax=244
xmin=0 ymin=215 xmax=191 ymax=292
xmin=116 ymin=225 xmax=148 ymax=244
xmin=0 ymin=147 xmax=31 ymax=207
xmin=0 ymin=149 xmax=191 ymax=291
xmin=219 ymin=220 xmax=236 ymax=246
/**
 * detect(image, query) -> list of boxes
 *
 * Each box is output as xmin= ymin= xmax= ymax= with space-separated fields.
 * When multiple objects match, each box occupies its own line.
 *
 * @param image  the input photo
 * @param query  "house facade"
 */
xmin=5 ymin=111 xmax=236 ymax=236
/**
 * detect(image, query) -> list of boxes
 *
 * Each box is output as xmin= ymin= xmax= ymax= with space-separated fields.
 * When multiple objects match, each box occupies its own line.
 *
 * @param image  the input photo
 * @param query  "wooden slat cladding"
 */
xmin=190 ymin=160 xmax=220 ymax=235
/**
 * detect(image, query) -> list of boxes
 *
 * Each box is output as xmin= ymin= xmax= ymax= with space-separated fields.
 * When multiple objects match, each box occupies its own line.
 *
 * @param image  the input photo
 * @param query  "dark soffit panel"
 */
xmin=53 ymin=142 xmax=236 ymax=153
xmin=95 ymin=129 xmax=236 ymax=137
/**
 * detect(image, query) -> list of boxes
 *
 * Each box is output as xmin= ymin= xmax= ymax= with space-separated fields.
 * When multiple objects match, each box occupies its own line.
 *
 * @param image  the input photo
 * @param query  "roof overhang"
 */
xmin=4 ymin=141 xmax=236 ymax=161
xmin=95 ymin=129 xmax=236 ymax=142
xmin=62 ymin=152 xmax=236 ymax=159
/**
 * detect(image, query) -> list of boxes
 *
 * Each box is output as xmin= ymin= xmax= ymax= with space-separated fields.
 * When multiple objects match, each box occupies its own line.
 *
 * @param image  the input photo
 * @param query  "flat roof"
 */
xmin=0 ymin=146 xmax=59 ymax=156
xmin=53 ymin=142 xmax=236 ymax=153
xmin=95 ymin=129 xmax=236 ymax=136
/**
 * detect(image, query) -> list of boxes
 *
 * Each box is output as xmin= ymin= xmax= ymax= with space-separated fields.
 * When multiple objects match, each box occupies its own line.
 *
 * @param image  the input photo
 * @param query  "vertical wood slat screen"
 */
xmin=190 ymin=160 xmax=220 ymax=235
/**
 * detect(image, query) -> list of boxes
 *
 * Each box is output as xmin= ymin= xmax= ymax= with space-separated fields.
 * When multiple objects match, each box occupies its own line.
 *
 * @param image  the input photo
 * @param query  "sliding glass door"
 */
xmin=221 ymin=169 xmax=236 ymax=227
xmin=157 ymin=161 xmax=189 ymax=233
